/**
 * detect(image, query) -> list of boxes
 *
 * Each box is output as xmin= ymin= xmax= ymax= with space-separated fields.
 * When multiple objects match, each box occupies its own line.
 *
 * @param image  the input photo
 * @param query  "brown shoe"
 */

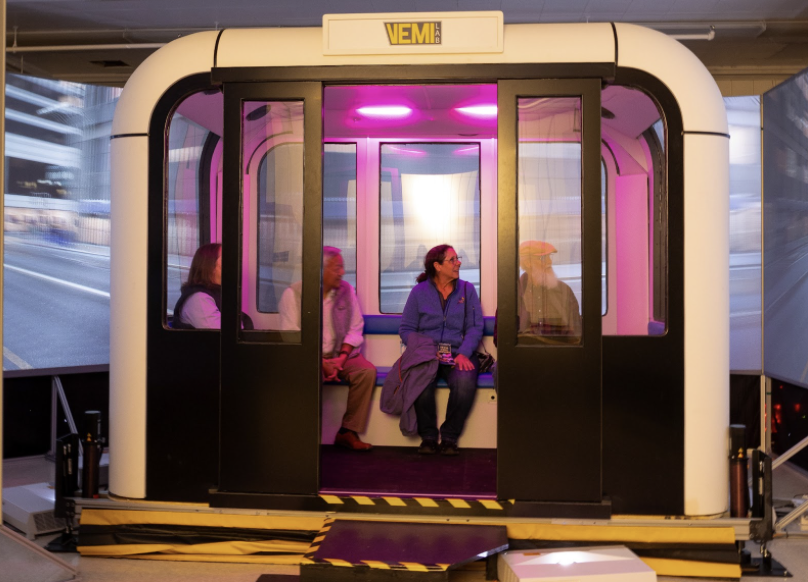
xmin=334 ymin=430 xmax=372 ymax=451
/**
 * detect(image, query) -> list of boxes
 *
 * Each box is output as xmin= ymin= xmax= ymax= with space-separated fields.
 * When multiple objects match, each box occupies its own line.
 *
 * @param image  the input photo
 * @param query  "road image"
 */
xmin=765 ymin=247 xmax=808 ymax=386
xmin=730 ymin=252 xmax=763 ymax=373
xmin=3 ymin=239 xmax=111 ymax=370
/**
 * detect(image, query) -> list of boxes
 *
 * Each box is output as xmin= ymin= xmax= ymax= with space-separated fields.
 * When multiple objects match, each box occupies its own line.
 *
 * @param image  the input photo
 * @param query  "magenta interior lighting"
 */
xmin=455 ymin=104 xmax=498 ymax=117
xmin=356 ymin=105 xmax=412 ymax=118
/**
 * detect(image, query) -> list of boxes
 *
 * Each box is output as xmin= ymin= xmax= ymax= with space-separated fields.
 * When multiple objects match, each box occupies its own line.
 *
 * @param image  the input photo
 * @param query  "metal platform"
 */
xmin=300 ymin=519 xmax=507 ymax=581
xmin=73 ymin=493 xmax=761 ymax=540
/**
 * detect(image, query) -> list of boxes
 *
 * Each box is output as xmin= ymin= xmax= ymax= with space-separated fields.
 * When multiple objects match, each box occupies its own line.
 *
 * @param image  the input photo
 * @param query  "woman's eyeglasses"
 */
xmin=443 ymin=256 xmax=462 ymax=265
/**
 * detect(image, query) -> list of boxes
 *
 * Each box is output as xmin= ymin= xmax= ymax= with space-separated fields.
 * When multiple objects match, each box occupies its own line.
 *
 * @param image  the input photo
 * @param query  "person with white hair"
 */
xmin=279 ymin=247 xmax=375 ymax=450
xmin=517 ymin=240 xmax=582 ymax=344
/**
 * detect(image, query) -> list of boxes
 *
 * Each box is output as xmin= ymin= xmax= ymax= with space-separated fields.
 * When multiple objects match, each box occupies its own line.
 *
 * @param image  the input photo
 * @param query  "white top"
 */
xmin=180 ymin=292 xmax=221 ymax=329
xmin=278 ymin=283 xmax=365 ymax=354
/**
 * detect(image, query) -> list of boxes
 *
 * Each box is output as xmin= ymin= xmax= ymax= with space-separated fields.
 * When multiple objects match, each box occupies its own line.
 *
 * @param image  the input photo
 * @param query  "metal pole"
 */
xmin=48 ymin=376 xmax=81 ymax=462
xmin=0 ymin=0 xmax=7 ymax=509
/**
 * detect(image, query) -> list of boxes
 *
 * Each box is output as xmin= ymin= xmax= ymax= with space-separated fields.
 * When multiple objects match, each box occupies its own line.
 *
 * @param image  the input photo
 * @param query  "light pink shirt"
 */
xmin=181 ymin=292 xmax=221 ymax=329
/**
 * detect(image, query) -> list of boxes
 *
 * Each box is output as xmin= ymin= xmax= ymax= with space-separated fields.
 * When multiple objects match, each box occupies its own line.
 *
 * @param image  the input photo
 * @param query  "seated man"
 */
xmin=278 ymin=246 xmax=375 ymax=451
xmin=517 ymin=240 xmax=582 ymax=344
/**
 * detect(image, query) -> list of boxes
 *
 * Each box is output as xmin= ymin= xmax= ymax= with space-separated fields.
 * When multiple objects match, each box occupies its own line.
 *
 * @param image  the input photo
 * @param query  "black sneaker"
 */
xmin=417 ymin=439 xmax=438 ymax=455
xmin=439 ymin=440 xmax=459 ymax=456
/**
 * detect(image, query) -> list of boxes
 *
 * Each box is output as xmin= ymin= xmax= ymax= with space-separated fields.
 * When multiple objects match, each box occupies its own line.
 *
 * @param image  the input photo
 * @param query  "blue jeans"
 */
xmin=414 ymin=353 xmax=480 ymax=443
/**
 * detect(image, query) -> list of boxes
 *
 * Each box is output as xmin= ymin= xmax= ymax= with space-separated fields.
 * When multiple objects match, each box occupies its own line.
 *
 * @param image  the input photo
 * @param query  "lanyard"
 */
xmin=438 ymin=284 xmax=453 ymax=344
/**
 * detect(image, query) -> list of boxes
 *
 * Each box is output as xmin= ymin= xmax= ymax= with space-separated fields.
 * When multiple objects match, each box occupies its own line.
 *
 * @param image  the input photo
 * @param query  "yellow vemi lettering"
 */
xmin=399 ymin=23 xmax=411 ymax=44
xmin=385 ymin=21 xmax=440 ymax=45
xmin=413 ymin=22 xmax=430 ymax=44
xmin=385 ymin=22 xmax=398 ymax=45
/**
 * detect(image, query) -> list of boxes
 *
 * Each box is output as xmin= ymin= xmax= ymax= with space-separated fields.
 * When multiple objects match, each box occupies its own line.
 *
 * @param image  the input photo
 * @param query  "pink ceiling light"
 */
xmin=455 ymin=104 xmax=498 ymax=118
xmin=357 ymin=105 xmax=412 ymax=118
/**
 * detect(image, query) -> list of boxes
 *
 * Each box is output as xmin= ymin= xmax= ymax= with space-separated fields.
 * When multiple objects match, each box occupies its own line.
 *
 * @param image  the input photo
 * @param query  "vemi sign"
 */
xmin=385 ymin=22 xmax=441 ymax=45
xmin=323 ymin=11 xmax=503 ymax=55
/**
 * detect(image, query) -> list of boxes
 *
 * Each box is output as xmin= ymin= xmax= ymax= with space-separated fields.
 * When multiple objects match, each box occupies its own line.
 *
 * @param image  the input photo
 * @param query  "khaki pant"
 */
xmin=335 ymin=353 xmax=376 ymax=434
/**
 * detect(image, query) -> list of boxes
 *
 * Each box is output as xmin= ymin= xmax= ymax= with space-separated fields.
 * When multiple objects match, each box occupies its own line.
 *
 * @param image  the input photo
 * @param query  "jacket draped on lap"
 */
xmin=380 ymin=332 xmax=439 ymax=436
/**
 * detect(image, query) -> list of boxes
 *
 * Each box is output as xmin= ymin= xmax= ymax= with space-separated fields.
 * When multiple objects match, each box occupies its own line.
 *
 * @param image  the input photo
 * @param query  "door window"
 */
xmin=516 ymin=97 xmax=583 ymax=345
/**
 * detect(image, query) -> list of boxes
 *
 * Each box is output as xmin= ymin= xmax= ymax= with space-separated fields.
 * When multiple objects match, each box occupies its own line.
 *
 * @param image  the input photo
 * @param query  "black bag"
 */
xmin=462 ymin=281 xmax=496 ymax=374
xmin=476 ymin=350 xmax=495 ymax=374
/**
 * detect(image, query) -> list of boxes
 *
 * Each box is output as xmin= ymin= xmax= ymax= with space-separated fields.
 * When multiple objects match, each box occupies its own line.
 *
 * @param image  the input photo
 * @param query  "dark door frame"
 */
xmin=218 ymin=82 xmax=324 ymax=495
xmin=496 ymin=79 xmax=603 ymax=502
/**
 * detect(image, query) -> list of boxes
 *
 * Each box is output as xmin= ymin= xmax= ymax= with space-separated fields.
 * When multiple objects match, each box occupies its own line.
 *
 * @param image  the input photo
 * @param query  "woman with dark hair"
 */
xmin=173 ymin=243 xmax=224 ymax=329
xmin=399 ymin=244 xmax=484 ymax=456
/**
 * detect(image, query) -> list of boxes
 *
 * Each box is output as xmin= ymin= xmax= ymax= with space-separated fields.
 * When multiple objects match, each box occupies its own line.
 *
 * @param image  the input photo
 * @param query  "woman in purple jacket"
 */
xmin=399 ymin=244 xmax=484 ymax=456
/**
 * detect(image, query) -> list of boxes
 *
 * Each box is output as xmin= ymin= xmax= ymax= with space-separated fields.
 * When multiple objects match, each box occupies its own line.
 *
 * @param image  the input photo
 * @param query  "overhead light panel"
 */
xmin=356 ymin=106 xmax=412 ymax=118
xmin=456 ymin=105 xmax=498 ymax=117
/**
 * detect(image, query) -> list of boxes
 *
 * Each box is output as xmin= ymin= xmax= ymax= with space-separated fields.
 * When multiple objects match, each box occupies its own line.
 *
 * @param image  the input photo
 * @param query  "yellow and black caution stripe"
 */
xmin=303 ymin=517 xmax=453 ymax=573
xmin=301 ymin=517 xmax=334 ymax=563
xmin=301 ymin=518 xmax=450 ymax=572
xmin=318 ymin=494 xmax=511 ymax=512
xmin=78 ymin=509 xmax=324 ymax=564
xmin=307 ymin=557 xmax=451 ymax=573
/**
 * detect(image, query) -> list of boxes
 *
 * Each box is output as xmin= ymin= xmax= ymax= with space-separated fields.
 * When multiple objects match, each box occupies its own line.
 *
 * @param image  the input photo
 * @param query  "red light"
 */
xmin=796 ymin=403 xmax=802 ymax=413
xmin=775 ymin=403 xmax=782 ymax=410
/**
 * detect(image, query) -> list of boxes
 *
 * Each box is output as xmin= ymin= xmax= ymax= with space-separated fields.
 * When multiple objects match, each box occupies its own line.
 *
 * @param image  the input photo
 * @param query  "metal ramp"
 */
xmin=300 ymin=519 xmax=508 ymax=581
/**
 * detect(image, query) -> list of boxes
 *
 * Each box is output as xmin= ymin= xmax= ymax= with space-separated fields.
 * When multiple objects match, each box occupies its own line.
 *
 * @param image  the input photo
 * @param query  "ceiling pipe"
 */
xmin=669 ymin=26 xmax=715 ymax=41
xmin=645 ymin=20 xmax=767 ymax=40
xmin=5 ymin=24 xmax=216 ymax=52
xmin=3 ymin=20 xmax=772 ymax=52
xmin=6 ymin=43 xmax=166 ymax=53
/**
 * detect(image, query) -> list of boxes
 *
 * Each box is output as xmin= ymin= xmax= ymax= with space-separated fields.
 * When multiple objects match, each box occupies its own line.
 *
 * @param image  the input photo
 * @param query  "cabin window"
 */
xmin=379 ymin=142 xmax=481 ymax=313
xmin=600 ymin=86 xmax=668 ymax=336
xmin=323 ymin=143 xmax=358 ymax=288
xmin=165 ymin=90 xmax=219 ymax=326
xmin=249 ymin=101 xmax=306 ymax=330
xmin=602 ymin=159 xmax=608 ymax=316
xmin=256 ymin=139 xmax=304 ymax=314
xmin=647 ymin=122 xmax=668 ymax=334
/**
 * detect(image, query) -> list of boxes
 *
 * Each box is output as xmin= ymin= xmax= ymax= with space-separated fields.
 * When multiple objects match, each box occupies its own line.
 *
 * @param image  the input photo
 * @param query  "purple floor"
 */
xmin=312 ymin=520 xmax=507 ymax=565
xmin=319 ymin=445 xmax=497 ymax=498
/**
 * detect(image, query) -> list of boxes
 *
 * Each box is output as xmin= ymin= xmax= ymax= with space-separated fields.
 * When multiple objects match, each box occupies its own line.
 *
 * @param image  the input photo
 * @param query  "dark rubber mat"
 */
xmin=320 ymin=445 xmax=496 ymax=497
xmin=312 ymin=520 xmax=507 ymax=566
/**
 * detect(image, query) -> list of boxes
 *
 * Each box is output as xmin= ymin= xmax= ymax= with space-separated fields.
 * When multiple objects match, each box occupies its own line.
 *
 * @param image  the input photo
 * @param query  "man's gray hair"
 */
xmin=323 ymin=246 xmax=342 ymax=267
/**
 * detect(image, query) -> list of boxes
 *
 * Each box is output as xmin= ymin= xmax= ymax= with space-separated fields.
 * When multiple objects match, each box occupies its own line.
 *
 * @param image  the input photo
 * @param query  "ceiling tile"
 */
xmin=669 ymin=0 xmax=721 ymax=14
xmin=542 ymin=0 xmax=591 ymax=13
xmin=626 ymin=0 xmax=673 ymax=17
xmin=501 ymin=0 xmax=547 ymax=11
